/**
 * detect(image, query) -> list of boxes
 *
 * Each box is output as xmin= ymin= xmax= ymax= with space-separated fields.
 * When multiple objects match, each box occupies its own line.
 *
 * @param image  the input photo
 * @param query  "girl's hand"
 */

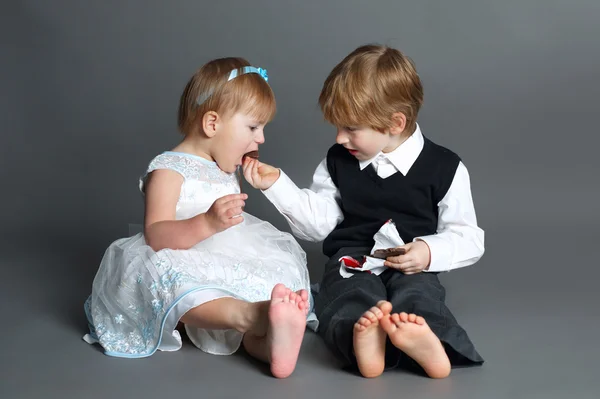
xmin=383 ymin=241 xmax=431 ymax=275
xmin=242 ymin=158 xmax=280 ymax=190
xmin=204 ymin=193 xmax=247 ymax=234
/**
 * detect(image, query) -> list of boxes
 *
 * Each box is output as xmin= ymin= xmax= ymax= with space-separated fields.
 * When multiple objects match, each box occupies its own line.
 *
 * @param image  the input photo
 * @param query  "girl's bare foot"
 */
xmin=380 ymin=312 xmax=451 ymax=379
xmin=352 ymin=300 xmax=392 ymax=378
xmin=267 ymin=284 xmax=307 ymax=378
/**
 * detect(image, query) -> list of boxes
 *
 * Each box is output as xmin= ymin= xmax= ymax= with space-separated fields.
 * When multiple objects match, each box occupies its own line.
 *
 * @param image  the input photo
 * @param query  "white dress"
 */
xmin=84 ymin=151 xmax=312 ymax=358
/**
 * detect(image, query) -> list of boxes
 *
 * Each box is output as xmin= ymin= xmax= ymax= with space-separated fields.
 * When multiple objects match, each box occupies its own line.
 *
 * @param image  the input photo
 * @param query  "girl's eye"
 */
xmin=249 ymin=126 xmax=258 ymax=131
xmin=346 ymin=126 xmax=357 ymax=132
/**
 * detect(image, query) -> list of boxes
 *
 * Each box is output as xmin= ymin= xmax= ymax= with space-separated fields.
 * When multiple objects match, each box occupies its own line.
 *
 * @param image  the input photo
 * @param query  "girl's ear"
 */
xmin=202 ymin=111 xmax=219 ymax=138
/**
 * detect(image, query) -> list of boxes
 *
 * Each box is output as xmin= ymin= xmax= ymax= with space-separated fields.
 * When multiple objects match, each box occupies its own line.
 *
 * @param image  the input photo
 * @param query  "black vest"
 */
xmin=323 ymin=137 xmax=461 ymax=258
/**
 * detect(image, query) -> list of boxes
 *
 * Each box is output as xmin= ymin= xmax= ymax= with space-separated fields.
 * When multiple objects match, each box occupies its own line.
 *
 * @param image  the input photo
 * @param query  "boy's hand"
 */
xmin=383 ymin=241 xmax=431 ymax=275
xmin=242 ymin=158 xmax=280 ymax=190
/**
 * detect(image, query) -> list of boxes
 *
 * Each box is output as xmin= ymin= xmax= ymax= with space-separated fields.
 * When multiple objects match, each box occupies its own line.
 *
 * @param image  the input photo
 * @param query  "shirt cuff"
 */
xmin=262 ymin=170 xmax=296 ymax=210
xmin=414 ymin=235 xmax=453 ymax=272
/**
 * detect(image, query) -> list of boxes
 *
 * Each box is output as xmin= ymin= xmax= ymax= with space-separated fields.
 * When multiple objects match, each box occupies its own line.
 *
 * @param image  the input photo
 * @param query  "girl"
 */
xmin=84 ymin=57 xmax=312 ymax=379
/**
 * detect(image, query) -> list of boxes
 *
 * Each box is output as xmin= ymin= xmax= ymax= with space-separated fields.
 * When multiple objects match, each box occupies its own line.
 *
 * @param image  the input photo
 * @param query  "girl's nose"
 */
xmin=256 ymin=130 xmax=265 ymax=144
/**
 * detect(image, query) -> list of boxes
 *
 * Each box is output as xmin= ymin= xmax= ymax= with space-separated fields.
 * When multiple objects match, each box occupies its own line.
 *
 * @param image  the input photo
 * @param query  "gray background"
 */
xmin=2 ymin=0 xmax=599 ymax=398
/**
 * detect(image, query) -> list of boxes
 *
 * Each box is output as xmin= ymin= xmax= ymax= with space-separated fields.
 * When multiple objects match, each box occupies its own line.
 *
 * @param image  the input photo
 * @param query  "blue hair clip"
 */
xmin=227 ymin=66 xmax=269 ymax=82
xmin=256 ymin=67 xmax=269 ymax=82
xmin=197 ymin=65 xmax=269 ymax=105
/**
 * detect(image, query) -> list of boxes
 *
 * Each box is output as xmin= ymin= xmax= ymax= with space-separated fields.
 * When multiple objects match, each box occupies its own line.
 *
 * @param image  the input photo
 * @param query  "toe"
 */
xmin=376 ymin=301 xmax=393 ymax=314
xmin=364 ymin=311 xmax=378 ymax=323
xmin=379 ymin=314 xmax=394 ymax=332
xmin=358 ymin=317 xmax=371 ymax=327
xmin=272 ymin=283 xmax=287 ymax=298
xmin=300 ymin=290 xmax=309 ymax=301
xmin=399 ymin=312 xmax=409 ymax=322
xmin=407 ymin=313 xmax=417 ymax=323
xmin=370 ymin=306 xmax=383 ymax=318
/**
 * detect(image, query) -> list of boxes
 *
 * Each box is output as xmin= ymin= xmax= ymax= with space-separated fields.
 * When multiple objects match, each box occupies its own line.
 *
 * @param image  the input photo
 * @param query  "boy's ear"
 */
xmin=202 ymin=111 xmax=220 ymax=138
xmin=389 ymin=112 xmax=407 ymax=136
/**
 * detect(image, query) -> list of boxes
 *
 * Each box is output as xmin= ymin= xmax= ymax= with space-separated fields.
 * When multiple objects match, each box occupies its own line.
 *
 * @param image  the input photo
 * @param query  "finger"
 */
xmin=384 ymin=259 xmax=412 ymax=269
xmin=229 ymin=199 xmax=246 ymax=209
xmin=228 ymin=214 xmax=244 ymax=227
xmin=383 ymin=260 xmax=399 ymax=269
xmin=218 ymin=194 xmax=248 ymax=205
xmin=242 ymin=160 xmax=252 ymax=177
xmin=217 ymin=199 xmax=246 ymax=214
xmin=243 ymin=163 xmax=256 ymax=184
xmin=386 ymin=254 xmax=411 ymax=264
xmin=224 ymin=206 xmax=244 ymax=218
xmin=256 ymin=161 xmax=271 ymax=174
xmin=215 ymin=193 xmax=248 ymax=205
xmin=384 ymin=260 xmax=406 ymax=269
xmin=386 ymin=260 xmax=414 ymax=270
xmin=398 ymin=261 xmax=416 ymax=271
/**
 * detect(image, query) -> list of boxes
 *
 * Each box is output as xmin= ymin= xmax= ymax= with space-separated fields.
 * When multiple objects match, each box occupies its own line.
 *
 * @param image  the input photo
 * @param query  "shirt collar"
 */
xmin=358 ymin=123 xmax=425 ymax=176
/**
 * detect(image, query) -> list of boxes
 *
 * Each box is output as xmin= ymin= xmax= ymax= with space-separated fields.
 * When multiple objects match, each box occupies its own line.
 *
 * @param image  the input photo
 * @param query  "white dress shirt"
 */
xmin=263 ymin=125 xmax=485 ymax=272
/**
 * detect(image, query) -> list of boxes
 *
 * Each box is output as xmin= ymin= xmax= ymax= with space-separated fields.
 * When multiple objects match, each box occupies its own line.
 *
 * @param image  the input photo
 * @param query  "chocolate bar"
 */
xmin=370 ymin=247 xmax=406 ymax=259
xmin=243 ymin=150 xmax=259 ymax=160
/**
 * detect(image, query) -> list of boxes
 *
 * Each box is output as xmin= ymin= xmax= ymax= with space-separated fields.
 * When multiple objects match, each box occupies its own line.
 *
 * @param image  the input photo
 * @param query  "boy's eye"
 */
xmin=249 ymin=126 xmax=258 ymax=131
xmin=346 ymin=126 xmax=357 ymax=132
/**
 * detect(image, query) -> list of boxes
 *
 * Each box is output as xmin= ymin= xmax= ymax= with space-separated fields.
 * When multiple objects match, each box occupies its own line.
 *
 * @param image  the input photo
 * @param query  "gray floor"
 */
xmin=3 ymin=1 xmax=599 ymax=398
xmin=1 ymin=223 xmax=597 ymax=399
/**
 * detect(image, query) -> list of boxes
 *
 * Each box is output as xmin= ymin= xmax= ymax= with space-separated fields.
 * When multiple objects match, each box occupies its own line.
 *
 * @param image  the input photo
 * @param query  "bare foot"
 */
xmin=267 ymin=284 xmax=307 ymax=378
xmin=353 ymin=300 xmax=392 ymax=378
xmin=380 ymin=312 xmax=451 ymax=379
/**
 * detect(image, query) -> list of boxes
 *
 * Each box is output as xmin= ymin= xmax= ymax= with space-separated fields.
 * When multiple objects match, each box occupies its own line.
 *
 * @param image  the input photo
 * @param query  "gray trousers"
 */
xmin=314 ymin=248 xmax=484 ymax=372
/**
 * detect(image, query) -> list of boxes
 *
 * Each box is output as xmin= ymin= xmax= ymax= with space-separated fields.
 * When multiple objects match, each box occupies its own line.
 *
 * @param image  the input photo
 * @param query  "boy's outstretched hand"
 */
xmin=242 ymin=157 xmax=280 ymax=190
xmin=383 ymin=241 xmax=431 ymax=274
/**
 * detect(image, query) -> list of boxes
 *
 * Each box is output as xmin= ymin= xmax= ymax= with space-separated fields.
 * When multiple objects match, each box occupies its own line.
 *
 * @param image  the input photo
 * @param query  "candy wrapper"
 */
xmin=338 ymin=219 xmax=405 ymax=278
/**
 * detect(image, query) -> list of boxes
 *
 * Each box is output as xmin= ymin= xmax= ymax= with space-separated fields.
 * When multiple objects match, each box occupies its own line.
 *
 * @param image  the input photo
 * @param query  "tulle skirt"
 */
xmin=84 ymin=213 xmax=312 ymax=357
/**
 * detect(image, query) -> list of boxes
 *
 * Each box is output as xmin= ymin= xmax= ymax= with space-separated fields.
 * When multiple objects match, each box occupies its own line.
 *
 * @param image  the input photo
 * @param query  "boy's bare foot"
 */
xmin=267 ymin=284 xmax=306 ymax=378
xmin=380 ymin=312 xmax=451 ymax=379
xmin=353 ymin=300 xmax=392 ymax=378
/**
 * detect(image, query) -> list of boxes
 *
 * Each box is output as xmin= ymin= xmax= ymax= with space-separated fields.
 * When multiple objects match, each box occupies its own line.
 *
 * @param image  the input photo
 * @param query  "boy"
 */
xmin=243 ymin=44 xmax=484 ymax=378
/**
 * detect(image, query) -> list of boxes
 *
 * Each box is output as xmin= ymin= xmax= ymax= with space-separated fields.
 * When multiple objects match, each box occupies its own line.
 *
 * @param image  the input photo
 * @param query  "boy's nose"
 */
xmin=336 ymin=130 xmax=348 ymax=145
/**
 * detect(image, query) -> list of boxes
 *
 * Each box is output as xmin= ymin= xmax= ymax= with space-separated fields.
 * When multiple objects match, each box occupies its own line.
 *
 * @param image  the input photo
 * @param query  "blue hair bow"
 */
xmin=227 ymin=66 xmax=269 ymax=82
xmin=197 ymin=65 xmax=269 ymax=105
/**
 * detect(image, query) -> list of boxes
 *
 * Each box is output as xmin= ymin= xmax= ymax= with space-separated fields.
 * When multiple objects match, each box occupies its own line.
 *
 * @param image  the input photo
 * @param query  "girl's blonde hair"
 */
xmin=178 ymin=57 xmax=276 ymax=134
xmin=319 ymin=45 xmax=423 ymax=134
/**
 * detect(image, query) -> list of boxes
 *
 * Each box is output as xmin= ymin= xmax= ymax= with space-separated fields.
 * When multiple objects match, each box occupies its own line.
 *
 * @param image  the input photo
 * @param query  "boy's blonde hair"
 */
xmin=178 ymin=57 xmax=276 ymax=134
xmin=319 ymin=44 xmax=423 ymax=134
